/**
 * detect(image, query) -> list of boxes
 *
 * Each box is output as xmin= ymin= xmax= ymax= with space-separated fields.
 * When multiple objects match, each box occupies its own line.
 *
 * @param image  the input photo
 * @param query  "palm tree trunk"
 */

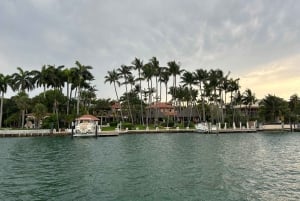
xmin=159 ymin=79 xmax=162 ymax=102
xmin=0 ymin=92 xmax=3 ymax=128
xmin=114 ymin=82 xmax=123 ymax=122
xmin=66 ymin=82 xmax=70 ymax=115
xmin=76 ymin=85 xmax=80 ymax=115
xmin=199 ymin=85 xmax=206 ymax=122
xmin=43 ymin=85 xmax=46 ymax=98
xmin=21 ymin=109 xmax=25 ymax=128
xmin=125 ymin=83 xmax=134 ymax=124
xmin=165 ymin=83 xmax=168 ymax=103
xmin=155 ymin=76 xmax=159 ymax=126
xmin=139 ymin=71 xmax=144 ymax=125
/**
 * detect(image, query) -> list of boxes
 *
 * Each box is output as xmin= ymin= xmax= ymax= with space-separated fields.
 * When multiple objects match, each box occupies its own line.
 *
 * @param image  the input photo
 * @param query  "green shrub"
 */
xmin=183 ymin=121 xmax=195 ymax=128
xmin=160 ymin=121 xmax=175 ymax=127
xmin=109 ymin=122 xmax=118 ymax=127
xmin=121 ymin=122 xmax=134 ymax=130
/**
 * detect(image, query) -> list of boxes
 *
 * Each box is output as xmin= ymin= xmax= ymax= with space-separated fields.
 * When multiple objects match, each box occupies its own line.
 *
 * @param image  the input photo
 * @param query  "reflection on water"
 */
xmin=0 ymin=133 xmax=300 ymax=201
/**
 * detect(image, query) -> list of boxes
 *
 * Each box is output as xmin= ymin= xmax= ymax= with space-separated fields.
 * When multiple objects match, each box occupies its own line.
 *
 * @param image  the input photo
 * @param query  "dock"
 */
xmin=73 ymin=131 xmax=120 ymax=137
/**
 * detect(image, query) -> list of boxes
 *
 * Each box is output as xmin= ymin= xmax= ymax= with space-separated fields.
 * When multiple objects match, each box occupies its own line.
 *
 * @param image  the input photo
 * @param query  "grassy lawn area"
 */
xmin=100 ymin=123 xmax=195 ymax=131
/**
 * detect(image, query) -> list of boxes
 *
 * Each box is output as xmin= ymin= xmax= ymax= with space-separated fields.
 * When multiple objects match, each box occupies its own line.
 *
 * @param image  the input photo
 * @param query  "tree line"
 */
xmin=0 ymin=61 xmax=95 ymax=129
xmin=105 ymin=57 xmax=300 ymax=127
xmin=0 ymin=57 xmax=299 ymax=129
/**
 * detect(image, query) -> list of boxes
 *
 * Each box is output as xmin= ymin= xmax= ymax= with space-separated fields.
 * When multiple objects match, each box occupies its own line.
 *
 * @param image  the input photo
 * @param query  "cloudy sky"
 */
xmin=1 ymin=0 xmax=300 ymax=100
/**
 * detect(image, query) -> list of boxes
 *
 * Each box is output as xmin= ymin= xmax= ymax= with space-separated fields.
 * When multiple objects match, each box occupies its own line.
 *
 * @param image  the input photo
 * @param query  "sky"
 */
xmin=0 ymin=0 xmax=300 ymax=100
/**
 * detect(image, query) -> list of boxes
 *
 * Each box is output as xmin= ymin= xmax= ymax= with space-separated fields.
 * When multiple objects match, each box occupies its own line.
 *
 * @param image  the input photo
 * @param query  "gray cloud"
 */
xmin=0 ymin=0 xmax=300 ymax=98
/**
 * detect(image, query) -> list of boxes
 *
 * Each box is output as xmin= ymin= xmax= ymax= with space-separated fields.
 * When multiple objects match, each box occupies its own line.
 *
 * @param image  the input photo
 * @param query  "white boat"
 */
xmin=195 ymin=122 xmax=209 ymax=133
xmin=73 ymin=114 xmax=101 ymax=137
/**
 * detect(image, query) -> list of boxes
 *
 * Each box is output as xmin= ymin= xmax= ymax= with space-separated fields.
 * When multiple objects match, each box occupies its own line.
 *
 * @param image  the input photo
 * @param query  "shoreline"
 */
xmin=0 ymin=127 xmax=298 ymax=138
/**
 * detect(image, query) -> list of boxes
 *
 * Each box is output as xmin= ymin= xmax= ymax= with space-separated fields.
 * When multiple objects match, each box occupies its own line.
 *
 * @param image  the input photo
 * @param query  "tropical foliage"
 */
xmin=0 ymin=57 xmax=299 ymax=129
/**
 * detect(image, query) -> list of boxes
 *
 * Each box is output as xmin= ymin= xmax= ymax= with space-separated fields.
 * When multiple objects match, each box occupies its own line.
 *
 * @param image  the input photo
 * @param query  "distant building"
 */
xmin=146 ymin=102 xmax=177 ymax=121
xmin=233 ymin=102 xmax=259 ymax=117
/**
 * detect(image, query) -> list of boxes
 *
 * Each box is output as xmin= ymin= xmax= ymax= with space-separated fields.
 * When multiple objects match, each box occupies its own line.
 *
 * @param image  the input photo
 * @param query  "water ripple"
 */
xmin=0 ymin=133 xmax=300 ymax=200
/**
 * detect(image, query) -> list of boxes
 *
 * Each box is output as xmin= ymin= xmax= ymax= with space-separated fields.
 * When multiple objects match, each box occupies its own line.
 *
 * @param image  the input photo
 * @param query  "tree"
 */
xmin=80 ymin=85 xmax=97 ymax=114
xmin=167 ymin=61 xmax=182 ymax=104
xmin=33 ymin=65 xmax=48 ymax=98
xmin=0 ymin=74 xmax=11 ymax=128
xmin=142 ymin=63 xmax=156 ymax=125
xmin=11 ymin=67 xmax=35 ymax=92
xmin=159 ymin=68 xmax=170 ymax=103
xmin=13 ymin=92 xmax=30 ymax=128
xmin=33 ymin=103 xmax=47 ymax=128
xmin=206 ymin=69 xmax=224 ymax=123
xmin=42 ymin=65 xmax=65 ymax=129
xmin=242 ymin=88 xmax=257 ymax=120
xmin=63 ymin=67 xmax=78 ymax=115
xmin=132 ymin=58 xmax=144 ymax=125
xmin=74 ymin=61 xmax=94 ymax=115
xmin=181 ymin=70 xmax=196 ymax=126
xmin=104 ymin=70 xmax=123 ymax=121
xmin=288 ymin=94 xmax=300 ymax=127
xmin=118 ymin=65 xmax=134 ymax=123
xmin=193 ymin=69 xmax=208 ymax=121
xmin=259 ymin=94 xmax=289 ymax=123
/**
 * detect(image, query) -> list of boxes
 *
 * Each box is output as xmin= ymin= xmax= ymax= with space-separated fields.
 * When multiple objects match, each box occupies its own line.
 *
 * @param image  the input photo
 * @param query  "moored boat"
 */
xmin=195 ymin=122 xmax=209 ymax=133
xmin=73 ymin=114 xmax=101 ymax=137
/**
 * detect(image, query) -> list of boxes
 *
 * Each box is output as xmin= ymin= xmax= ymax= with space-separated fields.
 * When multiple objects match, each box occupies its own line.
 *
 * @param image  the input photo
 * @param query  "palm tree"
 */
xmin=104 ymin=70 xmax=123 ymax=121
xmin=149 ymin=57 xmax=160 ymax=125
xmin=193 ymin=69 xmax=208 ymax=121
xmin=288 ymin=94 xmax=300 ymax=128
xmin=11 ymin=67 xmax=35 ymax=92
xmin=206 ymin=69 xmax=221 ymax=123
xmin=227 ymin=78 xmax=240 ymax=105
xmin=0 ymin=74 xmax=11 ymax=128
xmin=131 ymin=58 xmax=144 ymax=125
xmin=181 ymin=70 xmax=196 ymax=126
xmin=44 ymin=65 xmax=65 ymax=90
xmin=259 ymin=94 xmax=288 ymax=123
xmin=80 ymin=85 xmax=97 ymax=114
xmin=127 ymin=74 xmax=135 ymax=92
xmin=167 ymin=60 xmax=182 ymax=105
xmin=74 ymin=61 xmax=94 ymax=115
xmin=160 ymin=68 xmax=170 ymax=103
xmin=118 ymin=65 xmax=134 ymax=123
xmin=227 ymin=77 xmax=241 ymax=124
xmin=142 ymin=63 xmax=155 ymax=124
xmin=167 ymin=60 xmax=182 ymax=123
xmin=13 ymin=91 xmax=30 ymax=128
xmin=62 ymin=67 xmax=77 ymax=115
xmin=242 ymin=88 xmax=257 ymax=120
xmin=33 ymin=103 xmax=47 ymax=128
xmin=43 ymin=65 xmax=65 ymax=129
xmin=33 ymin=65 xmax=48 ymax=98
xmin=233 ymin=90 xmax=243 ymax=123
xmin=149 ymin=57 xmax=160 ymax=101
xmin=219 ymin=72 xmax=231 ymax=122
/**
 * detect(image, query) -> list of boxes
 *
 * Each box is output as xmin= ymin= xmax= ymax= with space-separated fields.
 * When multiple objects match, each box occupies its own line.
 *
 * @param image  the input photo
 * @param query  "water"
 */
xmin=0 ymin=133 xmax=300 ymax=201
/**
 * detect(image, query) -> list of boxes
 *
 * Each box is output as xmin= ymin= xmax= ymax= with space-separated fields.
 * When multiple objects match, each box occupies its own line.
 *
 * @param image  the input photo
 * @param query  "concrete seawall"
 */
xmin=1 ymin=127 xmax=297 ymax=138
xmin=0 ymin=129 xmax=70 ymax=137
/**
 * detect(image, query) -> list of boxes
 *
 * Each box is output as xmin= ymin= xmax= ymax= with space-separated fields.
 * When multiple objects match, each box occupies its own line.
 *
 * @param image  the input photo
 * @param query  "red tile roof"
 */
xmin=76 ymin=114 xmax=99 ymax=121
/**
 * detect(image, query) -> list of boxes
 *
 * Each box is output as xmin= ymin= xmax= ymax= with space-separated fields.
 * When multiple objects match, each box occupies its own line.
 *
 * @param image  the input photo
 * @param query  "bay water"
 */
xmin=0 ymin=132 xmax=300 ymax=201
